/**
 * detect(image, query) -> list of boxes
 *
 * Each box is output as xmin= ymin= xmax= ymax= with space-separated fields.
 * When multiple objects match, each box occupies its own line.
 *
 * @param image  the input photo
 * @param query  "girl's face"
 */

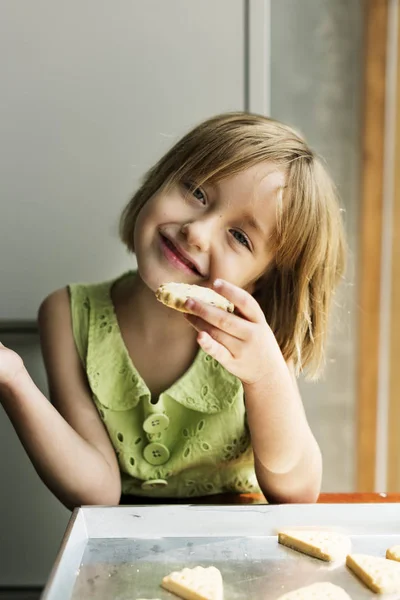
xmin=134 ymin=162 xmax=285 ymax=293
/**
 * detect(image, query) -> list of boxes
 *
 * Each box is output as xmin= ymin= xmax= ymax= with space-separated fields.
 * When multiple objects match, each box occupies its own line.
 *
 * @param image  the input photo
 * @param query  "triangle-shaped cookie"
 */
xmin=161 ymin=566 xmax=223 ymax=600
xmin=276 ymin=581 xmax=352 ymax=600
xmin=346 ymin=553 xmax=400 ymax=593
xmin=387 ymin=544 xmax=400 ymax=562
xmin=278 ymin=530 xmax=351 ymax=561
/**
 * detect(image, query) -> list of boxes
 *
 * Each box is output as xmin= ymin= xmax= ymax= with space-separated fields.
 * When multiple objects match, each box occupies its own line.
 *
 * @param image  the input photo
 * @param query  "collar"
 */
xmin=85 ymin=274 xmax=242 ymax=413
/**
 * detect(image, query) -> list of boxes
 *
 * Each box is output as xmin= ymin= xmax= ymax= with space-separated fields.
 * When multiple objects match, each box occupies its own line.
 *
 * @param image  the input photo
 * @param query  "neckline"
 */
xmin=106 ymin=271 xmax=205 ymax=403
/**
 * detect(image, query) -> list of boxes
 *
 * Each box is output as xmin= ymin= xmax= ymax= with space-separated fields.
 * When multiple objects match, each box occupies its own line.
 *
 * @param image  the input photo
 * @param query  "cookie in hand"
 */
xmin=155 ymin=282 xmax=234 ymax=314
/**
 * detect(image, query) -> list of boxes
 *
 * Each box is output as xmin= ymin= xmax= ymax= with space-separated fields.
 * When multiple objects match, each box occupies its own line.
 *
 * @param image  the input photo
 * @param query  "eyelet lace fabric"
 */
xmin=68 ymin=272 xmax=261 ymax=498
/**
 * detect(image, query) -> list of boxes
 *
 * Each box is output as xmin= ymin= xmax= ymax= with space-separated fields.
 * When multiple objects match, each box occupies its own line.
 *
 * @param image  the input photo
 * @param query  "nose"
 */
xmin=180 ymin=220 xmax=212 ymax=252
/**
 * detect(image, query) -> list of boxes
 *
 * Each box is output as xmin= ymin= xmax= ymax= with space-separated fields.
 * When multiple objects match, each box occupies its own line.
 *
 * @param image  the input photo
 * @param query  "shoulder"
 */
xmin=38 ymin=287 xmax=71 ymax=332
xmin=37 ymin=288 xmax=81 ymax=390
xmin=38 ymin=284 xmax=90 ymax=334
xmin=38 ymin=277 xmax=111 ymax=323
xmin=38 ymin=285 xmax=90 ymax=368
xmin=38 ymin=287 xmax=78 ymax=359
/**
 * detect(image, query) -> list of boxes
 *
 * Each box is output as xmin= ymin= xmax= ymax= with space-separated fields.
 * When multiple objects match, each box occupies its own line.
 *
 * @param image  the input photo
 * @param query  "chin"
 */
xmin=136 ymin=261 xmax=164 ymax=292
xmin=135 ymin=258 xmax=184 ymax=293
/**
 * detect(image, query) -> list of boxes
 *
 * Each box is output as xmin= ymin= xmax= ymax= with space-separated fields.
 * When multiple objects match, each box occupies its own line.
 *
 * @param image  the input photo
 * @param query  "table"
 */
xmin=120 ymin=492 xmax=400 ymax=505
xmin=318 ymin=492 xmax=400 ymax=503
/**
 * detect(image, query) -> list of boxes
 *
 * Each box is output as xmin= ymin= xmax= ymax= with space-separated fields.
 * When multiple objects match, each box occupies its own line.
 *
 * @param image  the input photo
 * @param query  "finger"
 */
xmin=184 ymin=313 xmax=242 ymax=354
xmin=197 ymin=331 xmax=233 ymax=366
xmin=185 ymin=298 xmax=249 ymax=340
xmin=213 ymin=279 xmax=264 ymax=323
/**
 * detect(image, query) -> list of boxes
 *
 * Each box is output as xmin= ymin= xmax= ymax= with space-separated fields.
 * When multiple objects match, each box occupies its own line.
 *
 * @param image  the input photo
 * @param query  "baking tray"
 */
xmin=41 ymin=503 xmax=400 ymax=599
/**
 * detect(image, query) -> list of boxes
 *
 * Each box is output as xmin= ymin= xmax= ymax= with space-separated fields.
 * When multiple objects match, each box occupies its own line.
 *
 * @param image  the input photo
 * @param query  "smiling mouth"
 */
xmin=160 ymin=234 xmax=203 ymax=276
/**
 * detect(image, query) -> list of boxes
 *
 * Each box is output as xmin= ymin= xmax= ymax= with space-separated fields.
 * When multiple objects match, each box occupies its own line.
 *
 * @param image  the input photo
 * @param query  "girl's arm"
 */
xmin=243 ymin=358 xmax=322 ymax=503
xmin=183 ymin=279 xmax=322 ymax=503
xmin=0 ymin=289 xmax=121 ymax=510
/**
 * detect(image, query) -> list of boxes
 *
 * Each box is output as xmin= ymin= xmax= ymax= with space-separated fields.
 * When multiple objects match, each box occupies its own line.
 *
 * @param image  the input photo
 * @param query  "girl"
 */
xmin=0 ymin=113 xmax=346 ymax=509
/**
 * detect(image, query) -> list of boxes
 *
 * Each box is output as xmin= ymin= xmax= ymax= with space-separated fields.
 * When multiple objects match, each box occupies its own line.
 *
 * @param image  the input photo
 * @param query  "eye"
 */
xmin=182 ymin=181 xmax=206 ymax=205
xmin=192 ymin=187 xmax=206 ymax=203
xmin=230 ymin=229 xmax=251 ymax=250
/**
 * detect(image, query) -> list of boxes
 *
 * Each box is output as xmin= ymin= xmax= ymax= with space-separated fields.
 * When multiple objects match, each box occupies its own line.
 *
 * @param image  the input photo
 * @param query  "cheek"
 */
xmin=133 ymin=210 xmax=147 ymax=246
xmin=134 ymin=199 xmax=162 ymax=237
xmin=209 ymin=255 xmax=247 ymax=286
xmin=135 ymin=201 xmax=151 ymax=230
xmin=211 ymin=253 xmax=272 ymax=291
xmin=138 ymin=197 xmax=183 ymax=228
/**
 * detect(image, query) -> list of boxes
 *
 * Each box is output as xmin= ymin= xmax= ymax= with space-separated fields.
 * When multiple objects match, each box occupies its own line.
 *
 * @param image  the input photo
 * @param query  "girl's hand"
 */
xmin=0 ymin=342 xmax=25 ymax=390
xmin=184 ymin=279 xmax=282 ymax=385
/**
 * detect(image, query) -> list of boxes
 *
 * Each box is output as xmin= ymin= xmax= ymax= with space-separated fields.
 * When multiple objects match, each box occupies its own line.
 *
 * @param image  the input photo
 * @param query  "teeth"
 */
xmin=164 ymin=236 xmax=198 ymax=272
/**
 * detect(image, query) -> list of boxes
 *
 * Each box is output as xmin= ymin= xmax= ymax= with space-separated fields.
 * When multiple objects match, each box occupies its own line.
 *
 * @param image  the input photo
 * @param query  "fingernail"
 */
xmin=185 ymin=298 xmax=195 ymax=309
xmin=213 ymin=279 xmax=222 ymax=288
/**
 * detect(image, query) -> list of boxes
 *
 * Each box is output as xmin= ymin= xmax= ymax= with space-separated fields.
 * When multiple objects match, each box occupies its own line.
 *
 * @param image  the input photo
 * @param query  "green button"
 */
xmin=141 ymin=479 xmax=168 ymax=490
xmin=143 ymin=442 xmax=170 ymax=466
xmin=143 ymin=413 xmax=170 ymax=434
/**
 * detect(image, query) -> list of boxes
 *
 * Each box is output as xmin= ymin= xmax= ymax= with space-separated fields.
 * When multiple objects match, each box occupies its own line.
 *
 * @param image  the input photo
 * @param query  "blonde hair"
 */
xmin=120 ymin=112 xmax=346 ymax=379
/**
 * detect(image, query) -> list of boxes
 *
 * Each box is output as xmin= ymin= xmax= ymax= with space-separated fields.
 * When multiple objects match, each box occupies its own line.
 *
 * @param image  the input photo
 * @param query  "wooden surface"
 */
xmin=317 ymin=492 xmax=400 ymax=504
xmin=388 ymin=2 xmax=400 ymax=492
xmin=357 ymin=0 xmax=389 ymax=492
xmin=120 ymin=492 xmax=400 ymax=505
xmin=213 ymin=492 xmax=400 ymax=504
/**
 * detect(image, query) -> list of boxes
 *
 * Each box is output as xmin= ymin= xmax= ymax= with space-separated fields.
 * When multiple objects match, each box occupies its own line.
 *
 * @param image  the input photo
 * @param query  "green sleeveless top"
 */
xmin=68 ymin=271 xmax=259 ymax=498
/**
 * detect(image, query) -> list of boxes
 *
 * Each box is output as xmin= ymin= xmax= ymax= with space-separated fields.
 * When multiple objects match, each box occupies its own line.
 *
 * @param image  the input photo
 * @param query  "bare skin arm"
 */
xmin=244 ymin=360 xmax=322 ymax=504
xmin=0 ymin=288 xmax=121 ymax=510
